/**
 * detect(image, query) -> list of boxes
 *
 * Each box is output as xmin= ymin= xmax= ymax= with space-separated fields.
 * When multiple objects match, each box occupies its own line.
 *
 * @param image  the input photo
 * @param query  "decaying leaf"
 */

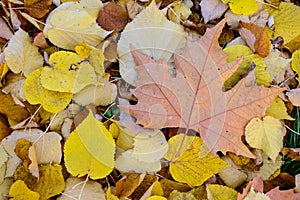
xmin=167 ymin=0 xmax=191 ymax=24
xmin=164 ymin=134 xmax=228 ymax=186
xmin=24 ymin=0 xmax=52 ymax=19
xmin=118 ymin=1 xmax=186 ymax=85
xmin=124 ymin=19 xmax=283 ymax=158
xmin=64 ymin=112 xmax=115 ymax=179
xmin=0 ymin=17 xmax=13 ymax=40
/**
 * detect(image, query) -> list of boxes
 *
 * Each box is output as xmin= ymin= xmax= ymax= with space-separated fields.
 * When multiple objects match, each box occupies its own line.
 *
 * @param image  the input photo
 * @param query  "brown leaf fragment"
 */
xmin=0 ymin=91 xmax=30 ymax=122
xmin=24 ymin=0 xmax=53 ymax=19
xmin=0 ymin=114 xmax=10 ymax=140
xmin=239 ymin=21 xmax=271 ymax=57
xmin=115 ymin=173 xmax=142 ymax=198
xmin=97 ymin=2 xmax=128 ymax=31
xmin=264 ymin=173 xmax=295 ymax=193
xmin=33 ymin=32 xmax=49 ymax=49
xmin=0 ymin=17 xmax=13 ymax=40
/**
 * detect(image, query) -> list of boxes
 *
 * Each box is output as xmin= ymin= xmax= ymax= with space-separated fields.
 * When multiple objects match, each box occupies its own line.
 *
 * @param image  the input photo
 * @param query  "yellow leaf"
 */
xmin=266 ymin=97 xmax=293 ymax=120
xmin=266 ymin=2 xmax=300 ymax=45
xmin=9 ymin=180 xmax=40 ymax=200
xmin=151 ymin=181 xmax=164 ymax=196
xmin=43 ymin=2 xmax=110 ymax=50
xmin=118 ymin=0 xmax=186 ymax=85
xmin=206 ymin=184 xmax=237 ymax=200
xmin=0 ymin=63 xmax=9 ymax=86
xmin=147 ymin=196 xmax=167 ymax=200
xmin=64 ymin=111 xmax=115 ymax=179
xmin=23 ymin=68 xmax=72 ymax=113
xmin=109 ymin=122 xmax=120 ymax=139
xmin=14 ymin=164 xmax=65 ymax=200
xmin=3 ymin=29 xmax=43 ymax=77
xmin=57 ymin=177 xmax=105 ymax=200
xmin=245 ymin=116 xmax=285 ymax=161
xmin=75 ymin=42 xmax=94 ymax=59
xmin=164 ymin=135 xmax=228 ymax=186
xmin=221 ymin=0 xmax=258 ymax=15
xmin=292 ymin=49 xmax=300 ymax=75
xmin=168 ymin=190 xmax=196 ymax=200
xmin=40 ymin=51 xmax=97 ymax=94
xmin=14 ymin=139 xmax=32 ymax=169
xmin=167 ymin=1 xmax=191 ymax=24
xmin=106 ymin=186 xmax=119 ymax=200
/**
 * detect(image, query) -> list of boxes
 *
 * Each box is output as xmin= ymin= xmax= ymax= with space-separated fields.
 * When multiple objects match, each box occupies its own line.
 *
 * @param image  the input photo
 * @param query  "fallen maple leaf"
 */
xmin=123 ymin=19 xmax=284 ymax=158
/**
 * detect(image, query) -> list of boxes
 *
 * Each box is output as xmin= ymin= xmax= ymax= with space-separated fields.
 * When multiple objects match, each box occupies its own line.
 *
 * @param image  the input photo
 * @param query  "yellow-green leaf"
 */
xmin=245 ymin=116 xmax=285 ymax=161
xmin=221 ymin=0 xmax=258 ymax=15
xmin=164 ymin=135 xmax=228 ymax=186
xmin=64 ymin=112 xmax=115 ymax=179
xmin=266 ymin=97 xmax=293 ymax=120
xmin=292 ymin=49 xmax=300 ymax=75
xmin=9 ymin=180 xmax=40 ymax=200
xmin=206 ymin=184 xmax=237 ymax=200
xmin=23 ymin=68 xmax=72 ymax=113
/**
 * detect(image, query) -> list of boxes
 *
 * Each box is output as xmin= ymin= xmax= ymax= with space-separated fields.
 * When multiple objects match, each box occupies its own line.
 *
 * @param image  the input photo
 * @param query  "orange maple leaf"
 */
xmin=123 ymin=19 xmax=284 ymax=158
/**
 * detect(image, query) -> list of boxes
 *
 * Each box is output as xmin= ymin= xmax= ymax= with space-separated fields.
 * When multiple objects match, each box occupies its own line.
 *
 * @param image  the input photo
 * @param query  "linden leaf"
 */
xmin=64 ymin=112 xmax=115 ymax=179
xmin=23 ymin=68 xmax=73 ymax=113
xmin=43 ymin=2 xmax=110 ymax=50
xmin=206 ymin=184 xmax=238 ymax=200
xmin=164 ymin=134 xmax=228 ymax=186
xmin=57 ymin=177 xmax=105 ymax=200
xmin=3 ymin=29 xmax=43 ymax=77
xmin=124 ymin=20 xmax=283 ymax=158
xmin=266 ymin=97 xmax=293 ymax=120
xmin=221 ymin=0 xmax=258 ymax=15
xmin=9 ymin=180 xmax=40 ymax=200
xmin=40 ymin=51 xmax=97 ymax=94
xmin=118 ymin=0 xmax=186 ymax=85
xmin=245 ymin=116 xmax=285 ymax=161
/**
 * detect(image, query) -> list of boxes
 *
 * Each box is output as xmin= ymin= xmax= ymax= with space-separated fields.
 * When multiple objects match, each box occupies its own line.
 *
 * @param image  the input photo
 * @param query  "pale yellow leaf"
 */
xmin=266 ymin=97 xmax=293 ymax=120
xmin=245 ymin=116 xmax=285 ymax=161
xmin=80 ymin=0 xmax=103 ymax=18
xmin=200 ymin=0 xmax=228 ymax=24
xmin=0 ymin=144 xmax=7 ymax=169
xmin=118 ymin=0 xmax=186 ymax=85
xmin=167 ymin=1 xmax=191 ymax=24
xmin=3 ymin=29 xmax=43 ymax=77
xmin=206 ymin=184 xmax=237 ymax=200
xmin=0 ymin=178 xmax=13 ymax=200
xmin=2 ymin=74 xmax=26 ymax=102
xmin=58 ymin=177 xmax=105 ymax=200
xmin=43 ymin=2 xmax=110 ymax=50
xmin=164 ymin=135 xmax=228 ymax=186
xmin=244 ymin=187 xmax=270 ymax=200
xmin=287 ymin=88 xmax=300 ymax=107
xmin=64 ymin=112 xmax=115 ymax=179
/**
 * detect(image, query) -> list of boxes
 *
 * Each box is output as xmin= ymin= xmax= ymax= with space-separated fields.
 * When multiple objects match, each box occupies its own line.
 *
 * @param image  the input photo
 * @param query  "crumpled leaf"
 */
xmin=245 ymin=116 xmax=285 ymax=161
xmin=221 ymin=0 xmax=258 ymax=15
xmin=4 ymin=29 xmax=43 ymax=77
xmin=64 ymin=112 xmax=115 ymax=179
xmin=124 ymin=20 xmax=283 ymax=158
xmin=164 ymin=134 xmax=228 ymax=186
xmin=14 ymin=164 xmax=65 ymax=200
xmin=23 ymin=67 xmax=73 ymax=113
xmin=9 ymin=180 xmax=40 ymax=200
xmin=200 ymin=0 xmax=228 ymax=24
xmin=57 ymin=177 xmax=105 ymax=200
xmin=118 ymin=0 xmax=186 ymax=85
xmin=167 ymin=0 xmax=191 ymax=24
xmin=40 ymin=51 xmax=97 ymax=94
xmin=43 ymin=2 xmax=110 ymax=50
xmin=206 ymin=184 xmax=237 ymax=200
xmin=115 ymin=173 xmax=143 ymax=198
xmin=267 ymin=2 xmax=300 ymax=46
xmin=266 ymin=97 xmax=293 ymax=120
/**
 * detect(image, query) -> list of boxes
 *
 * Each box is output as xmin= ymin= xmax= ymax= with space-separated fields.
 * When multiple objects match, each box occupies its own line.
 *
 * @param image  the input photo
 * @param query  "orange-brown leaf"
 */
xmin=239 ymin=21 xmax=270 ymax=57
xmin=124 ymin=19 xmax=283 ymax=158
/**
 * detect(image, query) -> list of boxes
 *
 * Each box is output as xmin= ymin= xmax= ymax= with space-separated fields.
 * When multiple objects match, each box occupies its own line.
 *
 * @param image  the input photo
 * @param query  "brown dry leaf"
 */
xmin=97 ymin=2 xmax=128 ymax=31
xmin=239 ymin=21 xmax=270 ymax=57
xmin=24 ymin=0 xmax=52 ymax=19
xmin=200 ymin=0 xmax=228 ymax=24
xmin=124 ymin=19 xmax=283 ymax=158
xmin=0 ymin=17 xmax=13 ymax=40
xmin=160 ymin=179 xmax=192 ymax=197
xmin=0 ymin=114 xmax=10 ymax=140
xmin=115 ymin=173 xmax=143 ymax=198
xmin=0 ymin=91 xmax=29 ymax=123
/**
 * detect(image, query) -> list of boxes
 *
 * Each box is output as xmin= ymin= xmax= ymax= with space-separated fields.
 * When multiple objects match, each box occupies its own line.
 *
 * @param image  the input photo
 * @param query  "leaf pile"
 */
xmin=1 ymin=0 xmax=300 ymax=199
